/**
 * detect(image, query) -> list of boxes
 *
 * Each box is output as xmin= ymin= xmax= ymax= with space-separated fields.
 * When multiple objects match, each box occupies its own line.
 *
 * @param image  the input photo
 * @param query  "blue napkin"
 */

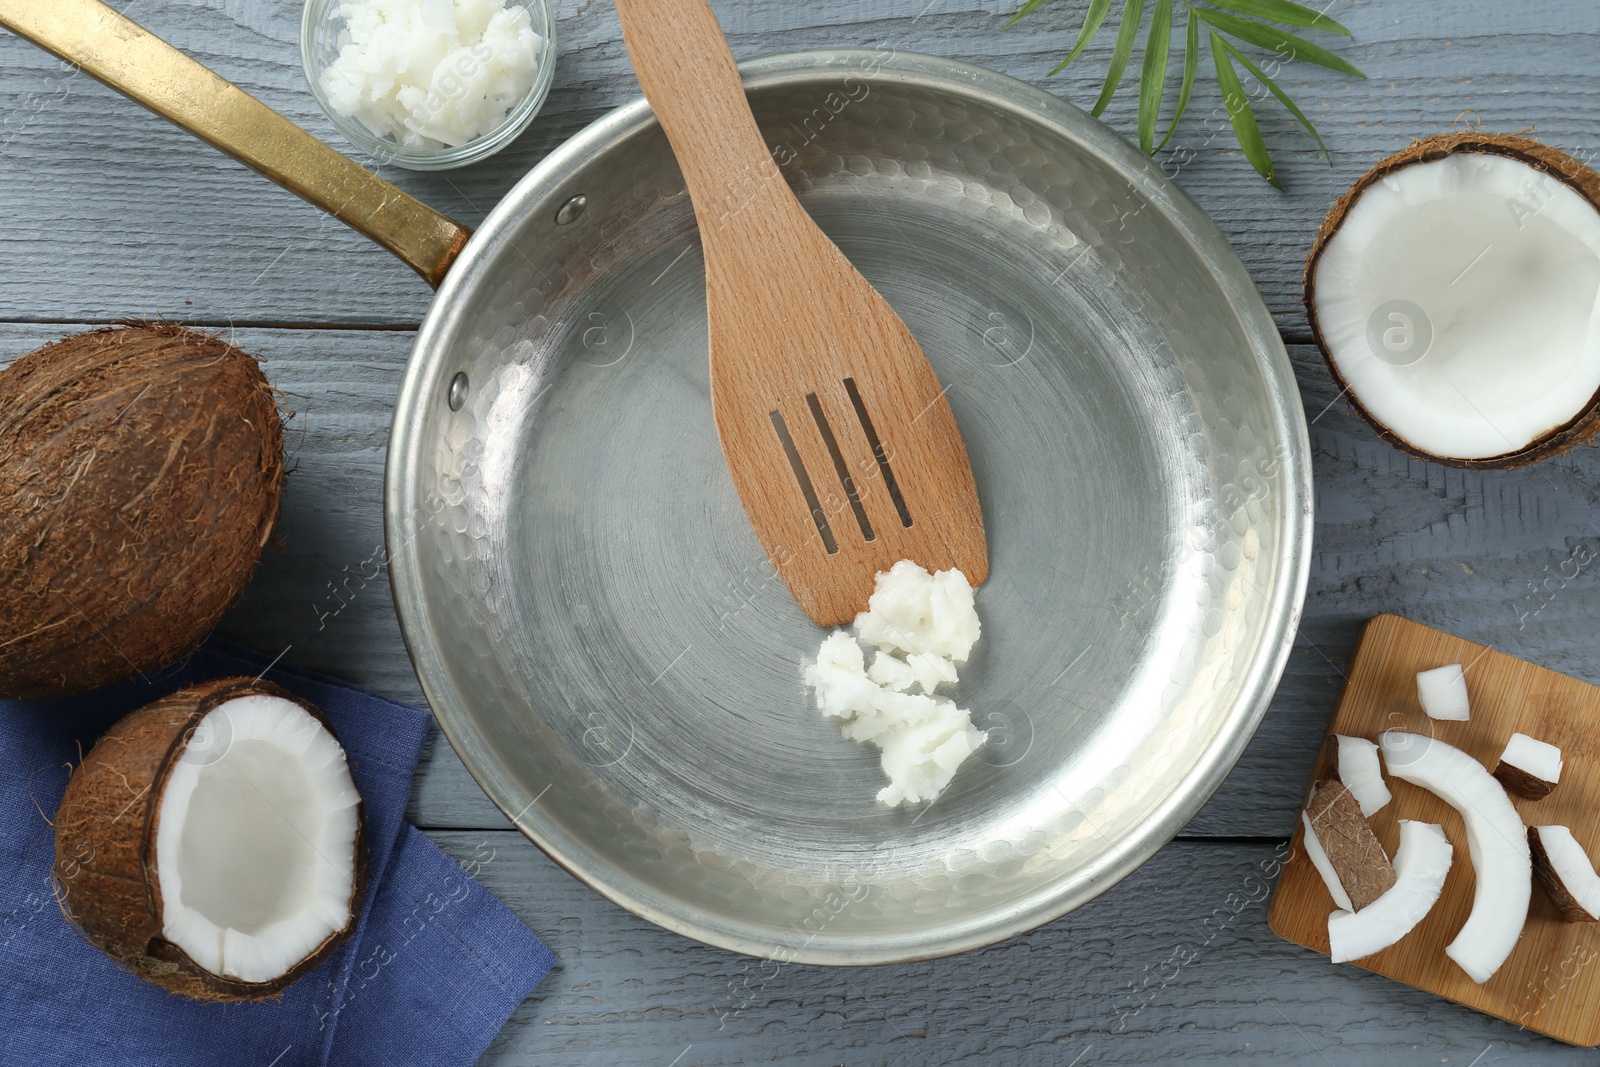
xmin=0 ymin=641 xmax=556 ymax=1067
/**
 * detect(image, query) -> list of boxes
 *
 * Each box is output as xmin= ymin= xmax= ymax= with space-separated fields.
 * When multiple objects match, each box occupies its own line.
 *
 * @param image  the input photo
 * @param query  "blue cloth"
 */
xmin=0 ymin=641 xmax=556 ymax=1067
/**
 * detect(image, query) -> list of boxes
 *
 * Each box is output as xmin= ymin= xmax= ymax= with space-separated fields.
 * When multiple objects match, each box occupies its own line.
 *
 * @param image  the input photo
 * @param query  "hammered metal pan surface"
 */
xmin=385 ymin=49 xmax=1311 ymax=963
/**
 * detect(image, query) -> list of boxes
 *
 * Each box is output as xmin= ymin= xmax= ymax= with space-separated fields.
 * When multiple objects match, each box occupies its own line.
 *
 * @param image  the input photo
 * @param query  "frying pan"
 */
xmin=5 ymin=0 xmax=1311 ymax=963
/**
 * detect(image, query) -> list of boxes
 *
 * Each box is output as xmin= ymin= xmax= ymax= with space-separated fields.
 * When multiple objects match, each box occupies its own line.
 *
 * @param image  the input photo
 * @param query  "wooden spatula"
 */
xmin=614 ymin=0 xmax=988 ymax=626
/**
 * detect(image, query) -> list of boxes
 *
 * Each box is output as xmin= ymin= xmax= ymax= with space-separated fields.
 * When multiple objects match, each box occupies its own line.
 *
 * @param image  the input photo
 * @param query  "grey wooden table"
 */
xmin=6 ymin=0 xmax=1600 ymax=1063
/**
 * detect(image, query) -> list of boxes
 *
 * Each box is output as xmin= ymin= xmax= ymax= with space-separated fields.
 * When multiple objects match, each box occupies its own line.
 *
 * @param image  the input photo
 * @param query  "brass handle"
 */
xmin=0 ymin=0 xmax=471 ymax=289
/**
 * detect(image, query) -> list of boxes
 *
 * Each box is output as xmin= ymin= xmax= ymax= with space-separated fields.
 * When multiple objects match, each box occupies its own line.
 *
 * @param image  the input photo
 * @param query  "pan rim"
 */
xmin=384 ymin=47 xmax=1312 ymax=965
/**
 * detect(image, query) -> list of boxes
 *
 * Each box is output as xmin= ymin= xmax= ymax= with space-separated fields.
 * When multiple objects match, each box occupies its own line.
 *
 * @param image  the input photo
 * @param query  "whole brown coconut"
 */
xmin=1304 ymin=132 xmax=1600 ymax=469
xmin=53 ymin=677 xmax=366 ymax=999
xmin=0 ymin=325 xmax=284 ymax=698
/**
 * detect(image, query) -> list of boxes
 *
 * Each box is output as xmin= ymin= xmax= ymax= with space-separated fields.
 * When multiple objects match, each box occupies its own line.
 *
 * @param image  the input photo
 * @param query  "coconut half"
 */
xmin=1306 ymin=133 xmax=1600 ymax=467
xmin=53 ymin=678 xmax=365 ymax=999
xmin=1329 ymin=820 xmax=1454 ymax=964
xmin=1530 ymin=825 xmax=1600 ymax=922
xmin=1379 ymin=731 xmax=1530 ymax=983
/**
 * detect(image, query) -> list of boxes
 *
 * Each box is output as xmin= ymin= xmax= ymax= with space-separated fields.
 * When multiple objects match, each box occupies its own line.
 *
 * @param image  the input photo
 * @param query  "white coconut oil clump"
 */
xmin=805 ymin=561 xmax=987 ymax=806
xmin=320 ymin=0 xmax=545 ymax=150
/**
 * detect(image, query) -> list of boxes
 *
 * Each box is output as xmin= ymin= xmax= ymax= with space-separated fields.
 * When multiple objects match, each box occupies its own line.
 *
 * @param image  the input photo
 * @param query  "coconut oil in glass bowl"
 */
xmin=301 ymin=0 xmax=556 ymax=171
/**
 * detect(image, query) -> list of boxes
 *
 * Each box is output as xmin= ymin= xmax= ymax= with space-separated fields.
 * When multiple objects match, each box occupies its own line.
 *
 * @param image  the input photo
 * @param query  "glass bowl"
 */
xmin=300 ymin=0 xmax=556 ymax=171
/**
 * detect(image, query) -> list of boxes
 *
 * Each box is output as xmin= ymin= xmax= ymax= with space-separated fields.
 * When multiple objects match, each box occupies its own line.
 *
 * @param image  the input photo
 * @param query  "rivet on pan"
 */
xmin=448 ymin=372 xmax=469 ymax=411
xmin=556 ymin=195 xmax=588 ymax=225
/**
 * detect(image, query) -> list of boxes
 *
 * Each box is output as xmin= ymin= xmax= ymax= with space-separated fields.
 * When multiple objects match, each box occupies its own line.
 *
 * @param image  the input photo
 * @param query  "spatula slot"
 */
xmin=806 ymin=392 xmax=875 ymax=544
xmin=769 ymin=409 xmax=838 ymax=554
xmin=842 ymin=377 xmax=913 ymax=529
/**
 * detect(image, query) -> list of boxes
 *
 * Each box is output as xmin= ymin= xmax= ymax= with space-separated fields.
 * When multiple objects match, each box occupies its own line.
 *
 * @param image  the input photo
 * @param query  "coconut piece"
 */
xmin=805 ymin=627 xmax=987 ymax=807
xmin=1304 ymin=779 xmax=1396 ymax=910
xmin=1417 ymin=664 xmax=1470 ymax=721
xmin=1379 ymin=731 xmax=1531 ymax=983
xmin=1305 ymin=133 xmax=1600 ymax=468
xmin=1329 ymin=820 xmax=1454 ymax=963
xmin=0 ymin=326 xmax=284 ymax=699
xmin=1530 ymin=825 xmax=1600 ymax=922
xmin=1329 ymin=734 xmax=1392 ymax=816
xmin=810 ymin=562 xmax=987 ymax=806
xmin=1494 ymin=732 xmax=1563 ymax=799
xmin=852 ymin=560 xmax=981 ymax=664
xmin=1300 ymin=811 xmax=1355 ymax=913
xmin=52 ymin=678 xmax=365 ymax=999
xmin=866 ymin=650 xmax=959 ymax=694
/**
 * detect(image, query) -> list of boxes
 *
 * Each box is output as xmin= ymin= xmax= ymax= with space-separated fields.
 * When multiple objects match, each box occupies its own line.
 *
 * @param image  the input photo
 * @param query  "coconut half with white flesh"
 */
xmin=1379 ymin=731 xmax=1530 ymax=984
xmin=53 ymin=678 xmax=365 ymax=999
xmin=1306 ymin=133 xmax=1600 ymax=467
xmin=1530 ymin=825 xmax=1600 ymax=922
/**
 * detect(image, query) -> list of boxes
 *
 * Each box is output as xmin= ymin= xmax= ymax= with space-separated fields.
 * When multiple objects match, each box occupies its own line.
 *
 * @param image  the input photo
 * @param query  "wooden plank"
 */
xmin=3 ymin=0 xmax=1599 ymax=330
xmin=1268 ymin=614 xmax=1600 ymax=1047
xmin=422 ymin=830 xmax=1599 ymax=1065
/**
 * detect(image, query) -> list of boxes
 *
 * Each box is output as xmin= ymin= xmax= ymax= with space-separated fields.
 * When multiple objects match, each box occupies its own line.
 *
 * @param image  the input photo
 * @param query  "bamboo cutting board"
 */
xmin=1267 ymin=614 xmax=1600 ymax=1046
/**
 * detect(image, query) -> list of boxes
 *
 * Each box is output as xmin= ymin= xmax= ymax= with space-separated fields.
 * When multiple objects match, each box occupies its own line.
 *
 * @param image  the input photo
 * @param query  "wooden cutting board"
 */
xmin=1267 ymin=613 xmax=1600 ymax=1046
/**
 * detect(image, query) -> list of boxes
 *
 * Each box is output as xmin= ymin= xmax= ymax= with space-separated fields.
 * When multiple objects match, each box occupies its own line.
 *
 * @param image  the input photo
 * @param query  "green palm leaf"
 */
xmin=1010 ymin=0 xmax=1363 ymax=186
xmin=1091 ymin=0 xmax=1146 ymax=116
xmin=1137 ymin=0 xmax=1174 ymax=153
xmin=1192 ymin=7 xmax=1365 ymax=76
xmin=1154 ymin=9 xmax=1199 ymax=153
xmin=1045 ymin=0 xmax=1114 ymax=74
xmin=1197 ymin=0 xmax=1350 ymax=35
xmin=1006 ymin=0 xmax=1053 ymax=26
xmin=1219 ymin=35 xmax=1329 ymax=158
xmin=1209 ymin=29 xmax=1277 ymax=186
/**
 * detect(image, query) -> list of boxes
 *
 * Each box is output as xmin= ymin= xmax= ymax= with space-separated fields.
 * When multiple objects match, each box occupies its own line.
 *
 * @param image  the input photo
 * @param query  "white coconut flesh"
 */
xmin=1532 ymin=825 xmax=1600 ymax=919
xmin=1334 ymin=734 xmax=1392 ymax=817
xmin=1501 ymin=732 xmax=1563 ymax=783
xmin=1300 ymin=810 xmax=1356 ymax=912
xmin=805 ymin=561 xmax=986 ymax=807
xmin=1329 ymin=820 xmax=1454 ymax=963
xmin=1314 ymin=152 xmax=1600 ymax=459
xmin=1379 ymin=732 xmax=1531 ymax=983
xmin=155 ymin=694 xmax=361 ymax=984
xmin=1417 ymin=663 xmax=1470 ymax=721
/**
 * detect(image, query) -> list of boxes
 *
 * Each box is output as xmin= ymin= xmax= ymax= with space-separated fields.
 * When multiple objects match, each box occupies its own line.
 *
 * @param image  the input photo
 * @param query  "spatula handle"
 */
xmin=613 ymin=0 xmax=797 ymax=248
xmin=0 ymin=0 xmax=471 ymax=289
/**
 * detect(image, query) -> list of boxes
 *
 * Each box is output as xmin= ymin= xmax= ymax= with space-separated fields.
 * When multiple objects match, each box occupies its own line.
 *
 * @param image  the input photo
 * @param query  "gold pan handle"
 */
xmin=0 ymin=0 xmax=471 ymax=289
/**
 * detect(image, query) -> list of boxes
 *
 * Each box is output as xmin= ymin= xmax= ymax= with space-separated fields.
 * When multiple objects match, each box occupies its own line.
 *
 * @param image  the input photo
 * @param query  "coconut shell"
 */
xmin=1494 ymin=759 xmax=1557 ymax=800
xmin=1304 ymin=132 xmax=1600 ymax=469
xmin=1306 ymin=778 xmax=1396 ymax=910
xmin=0 ymin=325 xmax=284 ymax=699
xmin=52 ymin=677 xmax=366 ymax=1000
xmin=1530 ymin=827 xmax=1599 ymax=923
